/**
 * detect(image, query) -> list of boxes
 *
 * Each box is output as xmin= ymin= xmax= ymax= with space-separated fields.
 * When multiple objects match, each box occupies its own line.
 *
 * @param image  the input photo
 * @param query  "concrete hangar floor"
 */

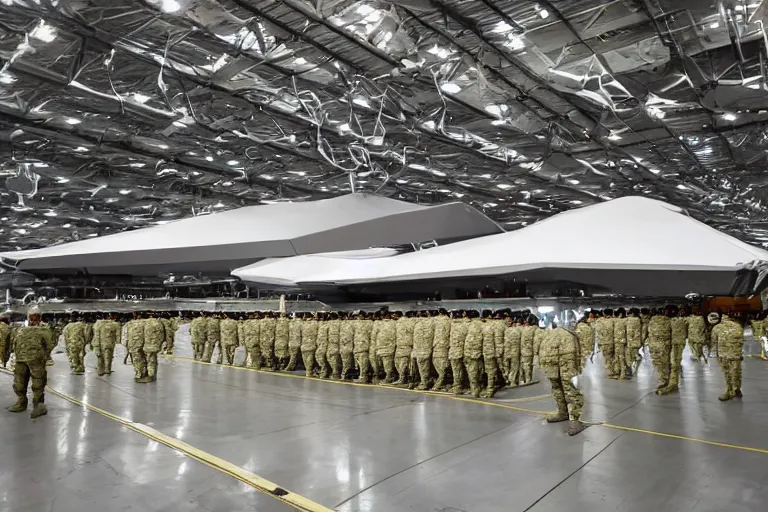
xmin=2 ymin=329 xmax=768 ymax=512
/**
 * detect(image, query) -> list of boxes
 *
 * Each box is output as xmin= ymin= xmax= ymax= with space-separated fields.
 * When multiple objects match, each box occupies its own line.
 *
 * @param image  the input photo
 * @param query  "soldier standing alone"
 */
xmin=7 ymin=306 xmax=52 ymax=419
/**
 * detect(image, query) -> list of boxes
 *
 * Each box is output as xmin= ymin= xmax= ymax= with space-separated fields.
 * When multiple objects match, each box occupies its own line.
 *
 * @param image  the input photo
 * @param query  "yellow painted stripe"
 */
xmin=169 ymin=355 xmax=550 ymax=415
xmin=602 ymin=423 xmax=768 ymax=454
xmin=0 ymin=366 xmax=331 ymax=512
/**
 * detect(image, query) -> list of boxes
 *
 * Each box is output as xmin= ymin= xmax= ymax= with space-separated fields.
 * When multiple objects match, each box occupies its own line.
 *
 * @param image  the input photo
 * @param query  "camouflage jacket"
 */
xmin=503 ymin=325 xmax=522 ymax=358
xmin=339 ymin=320 xmax=355 ymax=354
xmin=413 ymin=317 xmax=434 ymax=359
xmin=670 ymin=317 xmax=688 ymax=346
xmin=206 ymin=318 xmax=221 ymax=343
xmin=288 ymin=319 xmax=302 ymax=349
xmin=98 ymin=320 xmax=122 ymax=348
xmin=220 ymin=319 xmax=240 ymax=347
xmin=395 ymin=317 xmax=415 ymax=358
xmin=432 ymin=315 xmax=451 ymax=359
xmin=243 ymin=319 xmax=260 ymax=349
xmin=189 ymin=317 xmax=207 ymax=344
xmin=375 ymin=319 xmax=396 ymax=357
xmin=687 ymin=315 xmax=707 ymax=344
xmin=626 ymin=317 xmax=642 ymax=348
xmin=648 ymin=315 xmax=671 ymax=346
xmin=575 ymin=323 xmax=594 ymax=357
xmin=125 ymin=319 xmax=145 ymax=352
xmin=711 ymin=317 xmax=744 ymax=360
xmin=448 ymin=319 xmax=468 ymax=359
xmin=539 ymin=327 xmax=579 ymax=369
xmin=301 ymin=320 xmax=319 ymax=351
xmin=613 ymin=317 xmax=628 ymax=345
xmin=64 ymin=321 xmax=87 ymax=349
xmin=143 ymin=318 xmax=165 ymax=353
xmin=463 ymin=320 xmax=483 ymax=359
xmin=353 ymin=319 xmax=373 ymax=354
xmin=594 ymin=318 xmax=615 ymax=347
xmin=12 ymin=325 xmax=52 ymax=363
xmin=481 ymin=321 xmax=497 ymax=359
xmin=520 ymin=325 xmax=537 ymax=357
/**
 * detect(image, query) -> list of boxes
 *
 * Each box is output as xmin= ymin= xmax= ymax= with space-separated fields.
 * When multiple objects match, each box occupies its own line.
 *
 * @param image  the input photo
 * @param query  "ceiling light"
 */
xmin=65 ymin=118 xmax=81 ymax=125
xmin=132 ymin=93 xmax=151 ymax=104
xmin=294 ymin=57 xmax=307 ymax=65
xmin=539 ymin=8 xmax=549 ymax=19
xmin=440 ymin=83 xmax=462 ymax=94
xmin=30 ymin=21 xmax=56 ymax=43
xmin=44 ymin=211 xmax=57 ymax=217
xmin=505 ymin=35 xmax=525 ymax=51
xmin=723 ymin=113 xmax=737 ymax=121
xmin=56 ymin=177 xmax=70 ymax=183
xmin=205 ymin=156 xmax=214 ymax=162
xmin=158 ymin=0 xmax=181 ymax=13
xmin=710 ymin=22 xmax=719 ymax=28
xmin=356 ymin=4 xmax=375 ymax=16
xmin=492 ymin=21 xmax=513 ymax=33
xmin=496 ymin=183 xmax=513 ymax=190
xmin=607 ymin=133 xmax=621 ymax=141
xmin=227 ymin=160 xmax=239 ymax=165
xmin=0 ymin=72 xmax=16 ymax=84
xmin=119 ymin=189 xmax=131 ymax=195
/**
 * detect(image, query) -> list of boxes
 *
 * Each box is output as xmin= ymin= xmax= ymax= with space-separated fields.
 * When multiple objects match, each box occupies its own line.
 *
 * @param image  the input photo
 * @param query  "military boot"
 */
xmin=566 ymin=420 xmax=589 ymax=436
xmin=718 ymin=391 xmax=735 ymax=401
xmin=451 ymin=385 xmax=465 ymax=395
xmin=46 ymin=358 xmax=55 ymax=367
xmin=735 ymin=389 xmax=743 ymax=398
xmin=546 ymin=409 xmax=569 ymax=423
xmin=135 ymin=376 xmax=153 ymax=383
xmin=8 ymin=397 xmax=28 ymax=413
xmin=97 ymin=359 xmax=105 ymax=376
xmin=30 ymin=403 xmax=47 ymax=419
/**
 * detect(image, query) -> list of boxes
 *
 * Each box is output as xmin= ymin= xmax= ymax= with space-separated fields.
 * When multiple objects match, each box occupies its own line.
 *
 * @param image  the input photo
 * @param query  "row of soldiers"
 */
xmin=60 ymin=312 xmax=182 ymax=382
xmin=581 ymin=306 xmax=748 ymax=400
xmin=188 ymin=309 xmax=560 ymax=400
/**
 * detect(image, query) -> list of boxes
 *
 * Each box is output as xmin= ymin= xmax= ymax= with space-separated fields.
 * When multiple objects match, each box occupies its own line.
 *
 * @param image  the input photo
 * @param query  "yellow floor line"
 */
xmin=168 ymin=355 xmax=551 ymax=415
xmin=601 ymin=423 xmax=768 ymax=455
xmin=0 ymin=367 xmax=331 ymax=512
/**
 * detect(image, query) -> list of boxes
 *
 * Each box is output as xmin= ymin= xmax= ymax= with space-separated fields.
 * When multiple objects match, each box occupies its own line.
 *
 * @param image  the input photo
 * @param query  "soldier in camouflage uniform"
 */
xmin=285 ymin=313 xmax=302 ymax=371
xmin=520 ymin=315 xmax=538 ymax=384
xmin=91 ymin=315 xmax=105 ymax=375
xmin=301 ymin=313 xmax=319 ymax=377
xmin=326 ymin=312 xmax=342 ymax=380
xmin=125 ymin=313 xmax=147 ymax=381
xmin=613 ymin=308 xmax=629 ymax=380
xmin=7 ymin=307 xmax=52 ymax=419
xmin=274 ymin=312 xmax=290 ymax=370
xmin=376 ymin=312 xmax=397 ymax=385
xmin=575 ymin=315 xmax=594 ymax=373
xmin=481 ymin=311 xmax=501 ymax=398
xmin=203 ymin=313 xmax=221 ymax=363
xmin=354 ymin=312 xmax=373 ymax=383
xmin=64 ymin=315 xmax=87 ymax=375
xmin=219 ymin=314 xmax=240 ymax=366
xmin=504 ymin=314 xmax=523 ymax=386
xmin=189 ymin=313 xmax=207 ymax=361
xmin=49 ymin=316 xmax=65 ymax=366
xmin=141 ymin=312 xmax=164 ymax=382
xmin=594 ymin=309 xmax=616 ymax=379
xmin=314 ymin=313 xmax=331 ymax=378
xmin=412 ymin=310 xmax=434 ymax=390
xmin=625 ymin=308 xmax=643 ymax=374
xmin=449 ymin=311 xmax=468 ymax=394
xmin=648 ymin=307 xmax=673 ymax=394
xmin=431 ymin=309 xmax=451 ymax=391
xmin=539 ymin=321 xmax=586 ymax=436
xmin=667 ymin=306 xmax=688 ymax=393
xmin=687 ymin=310 xmax=708 ymax=363
xmin=339 ymin=313 xmax=355 ymax=380
xmin=243 ymin=312 xmax=261 ymax=369
xmin=710 ymin=312 xmax=745 ymax=401
xmin=393 ymin=311 xmax=414 ymax=386
xmin=160 ymin=313 xmax=173 ymax=355
xmin=463 ymin=311 xmax=484 ymax=398
xmin=260 ymin=312 xmax=277 ymax=371
xmin=640 ymin=308 xmax=651 ymax=347
xmin=98 ymin=313 xmax=122 ymax=375
xmin=83 ymin=315 xmax=94 ymax=355
xmin=0 ymin=316 xmax=11 ymax=368
xmin=492 ymin=311 xmax=506 ymax=386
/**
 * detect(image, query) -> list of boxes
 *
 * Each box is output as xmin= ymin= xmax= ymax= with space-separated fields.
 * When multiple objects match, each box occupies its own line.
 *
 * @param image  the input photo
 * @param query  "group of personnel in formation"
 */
xmin=0 ymin=303 xmax=758 ymax=429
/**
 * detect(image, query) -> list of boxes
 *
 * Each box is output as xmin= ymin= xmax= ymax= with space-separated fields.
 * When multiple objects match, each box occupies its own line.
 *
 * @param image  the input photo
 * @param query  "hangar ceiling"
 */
xmin=2 ymin=0 xmax=768 ymax=252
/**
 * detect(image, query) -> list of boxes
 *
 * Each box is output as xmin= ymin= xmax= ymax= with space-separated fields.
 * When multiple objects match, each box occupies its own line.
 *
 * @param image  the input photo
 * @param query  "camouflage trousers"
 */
xmin=315 ymin=347 xmax=330 ymax=378
xmin=285 ymin=347 xmax=301 ymax=371
xmin=688 ymin=342 xmax=705 ymax=360
xmin=220 ymin=344 xmax=236 ymax=366
xmin=432 ymin=356 xmax=449 ymax=390
xmin=302 ymin=348 xmax=317 ymax=376
xmin=380 ymin=354 xmax=396 ymax=384
xmin=614 ymin=342 xmax=628 ymax=379
xmin=450 ymin=358 xmax=465 ymax=393
xmin=164 ymin=336 xmax=174 ymax=355
xmin=369 ymin=352 xmax=382 ymax=382
xmin=668 ymin=343 xmax=685 ymax=387
xmin=520 ymin=355 xmax=534 ymax=384
xmin=627 ymin=343 xmax=643 ymax=366
xmin=244 ymin=345 xmax=260 ymax=369
xmin=649 ymin=343 xmax=671 ymax=389
xmin=395 ymin=356 xmax=410 ymax=383
xmin=464 ymin=357 xmax=483 ymax=397
xmin=327 ymin=352 xmax=342 ymax=379
xmin=1 ymin=340 xmax=10 ymax=367
xmin=720 ymin=358 xmax=743 ymax=394
xmin=261 ymin=342 xmax=275 ymax=369
xmin=340 ymin=351 xmax=354 ymax=379
xmin=505 ymin=350 xmax=520 ymax=386
xmin=130 ymin=349 xmax=147 ymax=380
xmin=191 ymin=341 xmax=204 ymax=361
xmin=411 ymin=356 xmax=432 ymax=390
xmin=274 ymin=342 xmax=288 ymax=361
xmin=96 ymin=344 xmax=116 ymax=375
xmin=543 ymin=359 xmax=583 ymax=421
xmin=483 ymin=356 xmax=499 ymax=397
xmin=599 ymin=344 xmax=615 ymax=378
xmin=146 ymin=351 xmax=159 ymax=380
xmin=202 ymin=339 xmax=219 ymax=363
xmin=67 ymin=343 xmax=85 ymax=373
xmin=13 ymin=361 xmax=47 ymax=404
xmin=354 ymin=351 xmax=370 ymax=382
